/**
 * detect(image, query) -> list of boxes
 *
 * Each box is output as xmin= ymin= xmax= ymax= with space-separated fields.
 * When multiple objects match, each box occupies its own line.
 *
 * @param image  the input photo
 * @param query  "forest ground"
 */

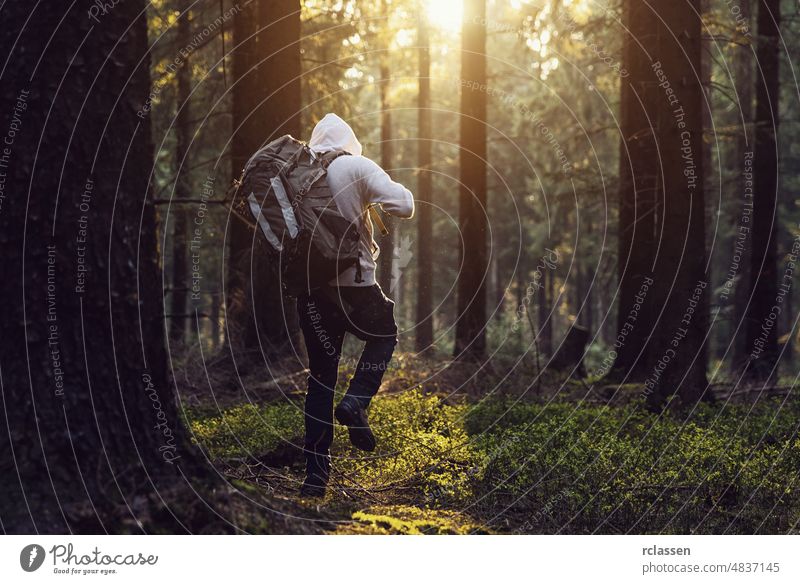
xmin=177 ymin=351 xmax=800 ymax=535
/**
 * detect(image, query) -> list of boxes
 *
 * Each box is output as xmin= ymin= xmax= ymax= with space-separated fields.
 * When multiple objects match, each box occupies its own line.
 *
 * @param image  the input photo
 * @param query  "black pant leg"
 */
xmin=297 ymin=293 xmax=346 ymax=458
xmin=338 ymin=284 xmax=398 ymax=408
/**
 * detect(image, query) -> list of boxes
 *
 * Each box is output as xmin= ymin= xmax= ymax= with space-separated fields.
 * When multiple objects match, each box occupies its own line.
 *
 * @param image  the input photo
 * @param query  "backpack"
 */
xmin=227 ymin=134 xmax=363 ymax=296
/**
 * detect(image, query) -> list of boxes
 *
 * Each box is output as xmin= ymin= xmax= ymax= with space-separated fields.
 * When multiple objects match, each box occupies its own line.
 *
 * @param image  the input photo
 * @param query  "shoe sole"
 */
xmin=335 ymin=403 xmax=376 ymax=452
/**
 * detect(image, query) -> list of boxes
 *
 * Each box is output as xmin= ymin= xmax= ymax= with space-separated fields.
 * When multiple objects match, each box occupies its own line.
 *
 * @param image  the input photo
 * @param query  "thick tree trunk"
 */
xmin=744 ymin=0 xmax=781 ymax=382
xmin=228 ymin=0 xmax=302 ymax=360
xmin=0 ymin=1 xmax=189 ymax=532
xmin=731 ymin=0 xmax=754 ymax=370
xmin=608 ymin=0 xmax=660 ymax=382
xmin=641 ymin=1 xmax=708 ymax=408
xmin=415 ymin=7 xmax=434 ymax=353
xmin=454 ymin=0 xmax=488 ymax=359
xmin=170 ymin=2 xmax=192 ymax=344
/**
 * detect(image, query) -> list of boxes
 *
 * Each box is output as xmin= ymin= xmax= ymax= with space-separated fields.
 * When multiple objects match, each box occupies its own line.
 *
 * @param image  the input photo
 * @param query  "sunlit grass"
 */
xmin=185 ymin=390 xmax=800 ymax=533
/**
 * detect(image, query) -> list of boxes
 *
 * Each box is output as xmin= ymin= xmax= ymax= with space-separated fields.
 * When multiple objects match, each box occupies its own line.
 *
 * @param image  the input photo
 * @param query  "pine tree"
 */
xmin=454 ymin=0 xmax=489 ymax=359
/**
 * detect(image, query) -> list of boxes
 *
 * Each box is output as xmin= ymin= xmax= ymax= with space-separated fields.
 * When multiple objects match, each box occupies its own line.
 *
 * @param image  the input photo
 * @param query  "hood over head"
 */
xmin=308 ymin=113 xmax=363 ymax=156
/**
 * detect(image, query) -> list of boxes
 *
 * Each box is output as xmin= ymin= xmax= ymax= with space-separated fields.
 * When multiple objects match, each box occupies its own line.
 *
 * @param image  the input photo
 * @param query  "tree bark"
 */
xmin=539 ymin=268 xmax=553 ymax=357
xmin=744 ymin=0 xmax=781 ymax=382
xmin=641 ymin=0 xmax=708 ymax=408
xmin=228 ymin=0 xmax=302 ymax=360
xmin=731 ymin=0 xmax=754 ymax=371
xmin=454 ymin=0 xmax=488 ymax=359
xmin=169 ymin=1 xmax=192 ymax=344
xmin=415 ymin=6 xmax=434 ymax=353
xmin=211 ymin=292 xmax=221 ymax=350
xmin=377 ymin=0 xmax=394 ymax=293
xmin=608 ymin=0 xmax=660 ymax=382
xmin=579 ymin=217 xmax=594 ymax=333
xmin=0 ymin=1 xmax=189 ymax=532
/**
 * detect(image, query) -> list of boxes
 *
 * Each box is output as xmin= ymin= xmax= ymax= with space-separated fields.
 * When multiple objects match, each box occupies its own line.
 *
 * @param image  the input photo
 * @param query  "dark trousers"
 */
xmin=297 ymin=284 xmax=397 ymax=460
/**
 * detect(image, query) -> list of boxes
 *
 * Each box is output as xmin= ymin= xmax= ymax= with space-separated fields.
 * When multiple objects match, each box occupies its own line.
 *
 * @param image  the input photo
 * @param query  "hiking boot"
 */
xmin=299 ymin=480 xmax=326 ymax=499
xmin=334 ymin=396 xmax=376 ymax=452
xmin=300 ymin=452 xmax=329 ymax=498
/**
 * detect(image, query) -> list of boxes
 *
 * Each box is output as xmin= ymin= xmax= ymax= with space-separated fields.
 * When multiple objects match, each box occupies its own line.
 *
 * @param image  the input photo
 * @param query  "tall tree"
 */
xmin=537 ymin=268 xmax=553 ymax=357
xmin=377 ymin=0 xmax=395 ymax=292
xmin=579 ymin=218 xmax=594 ymax=333
xmin=0 ymin=1 xmax=187 ymax=532
xmin=228 ymin=0 xmax=301 ymax=358
xmin=415 ymin=6 xmax=434 ymax=353
xmin=731 ymin=0 xmax=754 ymax=370
xmin=607 ymin=0 xmax=660 ymax=382
xmin=744 ymin=0 xmax=781 ymax=381
xmin=454 ymin=0 xmax=488 ymax=359
xmin=169 ymin=0 xmax=192 ymax=344
xmin=639 ymin=0 xmax=708 ymax=408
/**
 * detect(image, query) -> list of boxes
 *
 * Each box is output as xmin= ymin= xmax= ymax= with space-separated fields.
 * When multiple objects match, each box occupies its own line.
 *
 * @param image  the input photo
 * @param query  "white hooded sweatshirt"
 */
xmin=308 ymin=113 xmax=414 ymax=287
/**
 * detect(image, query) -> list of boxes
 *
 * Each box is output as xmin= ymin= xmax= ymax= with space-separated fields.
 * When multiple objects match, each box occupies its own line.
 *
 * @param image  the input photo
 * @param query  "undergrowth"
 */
xmin=185 ymin=389 xmax=800 ymax=534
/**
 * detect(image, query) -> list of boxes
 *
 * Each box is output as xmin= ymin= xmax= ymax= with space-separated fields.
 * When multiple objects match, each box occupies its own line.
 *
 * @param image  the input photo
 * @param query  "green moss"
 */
xmin=186 ymin=402 xmax=303 ymax=459
xmin=335 ymin=390 xmax=475 ymax=502
xmin=186 ymin=390 xmax=476 ymax=502
xmin=339 ymin=505 xmax=490 ymax=535
xmin=464 ymin=398 xmax=800 ymax=533
xmin=185 ymin=389 xmax=800 ymax=533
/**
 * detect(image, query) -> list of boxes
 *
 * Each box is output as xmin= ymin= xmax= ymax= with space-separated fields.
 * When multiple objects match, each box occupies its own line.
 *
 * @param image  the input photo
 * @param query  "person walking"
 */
xmin=297 ymin=113 xmax=414 ymax=498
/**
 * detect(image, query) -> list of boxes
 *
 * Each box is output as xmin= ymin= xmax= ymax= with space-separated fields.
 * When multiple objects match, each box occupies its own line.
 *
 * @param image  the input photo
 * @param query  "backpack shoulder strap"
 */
xmin=319 ymin=149 xmax=351 ymax=169
xmin=295 ymin=149 xmax=350 ymax=197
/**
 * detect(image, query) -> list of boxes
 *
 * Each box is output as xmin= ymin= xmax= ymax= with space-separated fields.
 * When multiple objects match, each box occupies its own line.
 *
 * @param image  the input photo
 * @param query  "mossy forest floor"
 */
xmin=180 ymin=353 xmax=800 ymax=534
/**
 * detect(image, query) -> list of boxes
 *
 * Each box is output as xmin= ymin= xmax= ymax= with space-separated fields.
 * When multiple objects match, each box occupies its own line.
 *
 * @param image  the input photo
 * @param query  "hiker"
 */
xmin=298 ymin=113 xmax=414 ymax=498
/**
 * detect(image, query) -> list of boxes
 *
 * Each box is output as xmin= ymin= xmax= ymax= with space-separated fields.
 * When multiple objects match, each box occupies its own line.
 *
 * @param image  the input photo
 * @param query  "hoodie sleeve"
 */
xmin=357 ymin=156 xmax=415 ymax=219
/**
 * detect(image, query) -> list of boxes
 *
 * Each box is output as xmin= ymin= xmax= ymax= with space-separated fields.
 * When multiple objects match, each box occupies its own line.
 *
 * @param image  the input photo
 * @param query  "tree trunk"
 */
xmin=552 ymin=325 xmax=589 ymax=377
xmin=0 ymin=1 xmax=188 ymax=532
xmin=454 ymin=0 xmax=488 ymax=359
xmin=377 ymin=0 xmax=394 ymax=293
xmin=211 ymin=292 xmax=221 ymax=350
xmin=228 ymin=0 xmax=302 ymax=360
xmin=782 ymin=288 xmax=793 ymax=368
xmin=744 ymin=0 xmax=781 ymax=382
xmin=700 ymin=0 xmax=714 ymax=365
xmin=608 ymin=0 xmax=660 ymax=382
xmin=169 ymin=1 xmax=192 ymax=345
xmin=415 ymin=6 xmax=434 ymax=353
xmin=539 ymin=268 xmax=553 ymax=357
xmin=641 ymin=0 xmax=708 ymax=408
xmin=580 ymin=217 xmax=594 ymax=333
xmin=731 ymin=0 xmax=753 ymax=371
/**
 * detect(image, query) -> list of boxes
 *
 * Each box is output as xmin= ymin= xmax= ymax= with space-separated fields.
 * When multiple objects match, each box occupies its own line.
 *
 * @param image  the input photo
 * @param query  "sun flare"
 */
xmin=424 ymin=0 xmax=464 ymax=32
